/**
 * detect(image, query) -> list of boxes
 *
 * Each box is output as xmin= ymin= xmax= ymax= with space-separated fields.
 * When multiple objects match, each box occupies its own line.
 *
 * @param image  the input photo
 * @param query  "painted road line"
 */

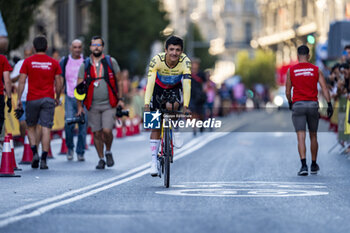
xmin=0 ymin=130 xmax=231 ymax=228
xmin=156 ymin=181 xmax=329 ymax=197
xmin=0 ymin=169 xmax=149 ymax=228
xmin=2 ymin=133 xmax=207 ymax=220
xmin=0 ymin=162 xmax=149 ymax=219
xmin=5 ymin=131 xmax=212 ymax=219
xmin=156 ymin=188 xmax=329 ymax=198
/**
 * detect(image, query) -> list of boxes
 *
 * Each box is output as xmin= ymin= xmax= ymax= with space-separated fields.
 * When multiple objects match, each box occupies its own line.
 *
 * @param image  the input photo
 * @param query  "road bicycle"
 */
xmin=156 ymin=90 xmax=183 ymax=188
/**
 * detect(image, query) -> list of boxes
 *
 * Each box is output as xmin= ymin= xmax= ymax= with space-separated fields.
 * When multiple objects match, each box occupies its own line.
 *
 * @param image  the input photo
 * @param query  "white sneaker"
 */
xmin=150 ymin=160 xmax=158 ymax=177
xmin=173 ymin=131 xmax=183 ymax=148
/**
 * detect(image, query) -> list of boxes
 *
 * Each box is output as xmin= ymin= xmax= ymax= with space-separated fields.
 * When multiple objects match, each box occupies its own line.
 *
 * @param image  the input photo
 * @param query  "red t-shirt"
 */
xmin=0 ymin=55 xmax=13 ymax=95
xmin=20 ymin=54 xmax=62 ymax=101
xmin=290 ymin=62 xmax=319 ymax=103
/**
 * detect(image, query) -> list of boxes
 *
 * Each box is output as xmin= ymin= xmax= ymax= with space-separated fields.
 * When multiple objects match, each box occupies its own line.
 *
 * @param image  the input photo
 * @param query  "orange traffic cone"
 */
xmin=116 ymin=119 xmax=123 ymax=138
xmin=132 ymin=117 xmax=140 ymax=135
xmin=59 ymin=130 xmax=68 ymax=155
xmin=8 ymin=134 xmax=21 ymax=171
xmin=125 ymin=118 xmax=133 ymax=136
xmin=47 ymin=142 xmax=54 ymax=159
xmin=19 ymin=133 xmax=33 ymax=164
xmin=0 ymin=136 xmax=20 ymax=177
xmin=87 ymin=127 xmax=94 ymax=146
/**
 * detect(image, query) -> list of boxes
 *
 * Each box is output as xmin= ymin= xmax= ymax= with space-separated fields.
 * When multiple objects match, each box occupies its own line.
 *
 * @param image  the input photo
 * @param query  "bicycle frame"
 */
xmin=160 ymin=117 xmax=172 ymax=188
xmin=156 ymin=89 xmax=183 ymax=188
xmin=160 ymin=118 xmax=173 ymax=162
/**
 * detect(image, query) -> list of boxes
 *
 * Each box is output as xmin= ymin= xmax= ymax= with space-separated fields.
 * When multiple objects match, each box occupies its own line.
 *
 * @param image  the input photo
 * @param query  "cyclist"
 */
xmin=144 ymin=36 xmax=191 ymax=176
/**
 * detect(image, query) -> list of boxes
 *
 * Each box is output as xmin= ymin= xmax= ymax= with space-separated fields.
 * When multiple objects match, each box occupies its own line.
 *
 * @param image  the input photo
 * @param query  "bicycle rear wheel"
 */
xmin=164 ymin=128 xmax=171 ymax=188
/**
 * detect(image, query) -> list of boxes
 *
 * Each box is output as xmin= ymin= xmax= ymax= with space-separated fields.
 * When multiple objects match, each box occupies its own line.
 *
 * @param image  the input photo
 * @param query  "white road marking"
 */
xmin=0 ymin=132 xmax=229 ymax=228
xmin=157 ymin=181 xmax=329 ymax=197
xmin=0 ymin=163 xmax=150 ymax=219
xmin=156 ymin=188 xmax=329 ymax=197
xmin=3 ymin=133 xmax=209 ymax=220
xmin=172 ymin=181 xmax=327 ymax=189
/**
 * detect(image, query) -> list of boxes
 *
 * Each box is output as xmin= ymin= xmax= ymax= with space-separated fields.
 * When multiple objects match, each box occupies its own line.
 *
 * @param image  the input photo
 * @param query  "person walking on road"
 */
xmin=0 ymin=50 xmax=13 ymax=144
xmin=10 ymin=46 xmax=33 ymax=142
xmin=76 ymin=36 xmax=124 ymax=169
xmin=60 ymin=39 xmax=87 ymax=161
xmin=189 ymin=58 xmax=206 ymax=135
xmin=286 ymin=45 xmax=333 ymax=176
xmin=17 ymin=36 xmax=63 ymax=170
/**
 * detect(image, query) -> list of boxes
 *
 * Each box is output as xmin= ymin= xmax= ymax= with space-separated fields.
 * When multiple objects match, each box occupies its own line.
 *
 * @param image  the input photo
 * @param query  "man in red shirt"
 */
xmin=17 ymin=36 xmax=63 ymax=169
xmin=286 ymin=45 xmax=333 ymax=176
xmin=0 ymin=54 xmax=13 ymax=137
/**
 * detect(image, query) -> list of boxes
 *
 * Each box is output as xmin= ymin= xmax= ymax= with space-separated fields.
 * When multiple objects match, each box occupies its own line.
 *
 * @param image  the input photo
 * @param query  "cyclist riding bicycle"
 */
xmin=144 ymin=36 xmax=192 ymax=177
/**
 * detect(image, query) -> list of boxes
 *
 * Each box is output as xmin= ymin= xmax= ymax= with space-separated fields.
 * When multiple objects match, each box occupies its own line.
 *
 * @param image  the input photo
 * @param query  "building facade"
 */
xmin=162 ymin=0 xmax=259 ymax=83
xmin=11 ymin=0 xmax=90 ymax=59
xmin=254 ymin=0 xmax=350 ymax=73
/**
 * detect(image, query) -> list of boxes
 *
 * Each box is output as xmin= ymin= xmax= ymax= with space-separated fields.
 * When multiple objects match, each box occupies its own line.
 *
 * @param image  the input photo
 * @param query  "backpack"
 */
xmin=60 ymin=55 xmax=86 ymax=92
xmin=84 ymin=55 xmax=118 ymax=99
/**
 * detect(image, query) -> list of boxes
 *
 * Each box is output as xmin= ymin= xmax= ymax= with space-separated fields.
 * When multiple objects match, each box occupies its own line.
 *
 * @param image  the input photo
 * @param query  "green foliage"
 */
xmin=87 ymin=0 xmax=168 ymax=75
xmin=236 ymin=49 xmax=276 ymax=88
xmin=0 ymin=0 xmax=43 ymax=52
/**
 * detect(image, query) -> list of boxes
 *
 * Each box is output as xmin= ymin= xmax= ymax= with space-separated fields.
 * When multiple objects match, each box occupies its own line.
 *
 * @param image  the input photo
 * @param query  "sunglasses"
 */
xmin=91 ymin=43 xmax=102 ymax=47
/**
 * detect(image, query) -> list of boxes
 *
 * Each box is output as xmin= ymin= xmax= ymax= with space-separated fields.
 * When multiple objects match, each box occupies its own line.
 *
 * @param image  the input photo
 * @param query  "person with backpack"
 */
xmin=75 ymin=36 xmax=124 ymax=169
xmin=60 ymin=39 xmax=87 ymax=161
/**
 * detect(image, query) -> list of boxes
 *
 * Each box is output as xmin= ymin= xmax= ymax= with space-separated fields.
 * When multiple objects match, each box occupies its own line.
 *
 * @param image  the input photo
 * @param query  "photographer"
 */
xmin=76 ymin=36 xmax=124 ymax=169
xmin=60 ymin=39 xmax=87 ymax=161
xmin=336 ymin=63 xmax=350 ymax=149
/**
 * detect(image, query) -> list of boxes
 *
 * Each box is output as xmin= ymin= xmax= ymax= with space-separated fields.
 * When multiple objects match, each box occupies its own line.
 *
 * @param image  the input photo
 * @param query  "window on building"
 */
xmin=225 ymin=0 xmax=233 ymax=12
xmin=206 ymin=0 xmax=213 ymax=18
xmin=244 ymin=0 xmax=255 ymax=12
xmin=302 ymin=0 xmax=308 ymax=17
xmin=245 ymin=22 xmax=252 ymax=44
xmin=274 ymin=9 xmax=278 ymax=30
xmin=57 ymin=1 xmax=68 ymax=43
xmin=225 ymin=23 xmax=233 ymax=45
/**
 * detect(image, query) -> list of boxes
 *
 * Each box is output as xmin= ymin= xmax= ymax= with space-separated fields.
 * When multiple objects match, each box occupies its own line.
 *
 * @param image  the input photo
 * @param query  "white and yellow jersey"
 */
xmin=144 ymin=52 xmax=192 ymax=107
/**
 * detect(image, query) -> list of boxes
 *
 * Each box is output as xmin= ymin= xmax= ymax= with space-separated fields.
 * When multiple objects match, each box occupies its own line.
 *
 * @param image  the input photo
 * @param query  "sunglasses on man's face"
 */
xmin=91 ymin=44 xmax=102 ymax=47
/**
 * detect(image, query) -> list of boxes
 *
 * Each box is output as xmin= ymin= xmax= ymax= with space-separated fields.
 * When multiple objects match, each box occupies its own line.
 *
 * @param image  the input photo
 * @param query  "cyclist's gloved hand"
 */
xmin=327 ymin=102 xmax=333 ymax=119
xmin=288 ymin=101 xmax=293 ymax=110
xmin=6 ymin=98 xmax=12 ymax=113
xmin=183 ymin=106 xmax=191 ymax=116
xmin=144 ymin=104 xmax=150 ymax=112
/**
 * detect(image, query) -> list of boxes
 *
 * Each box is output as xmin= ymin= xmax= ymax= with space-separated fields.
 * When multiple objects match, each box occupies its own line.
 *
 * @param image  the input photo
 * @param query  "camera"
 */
xmin=66 ymin=113 xmax=85 ymax=125
xmin=116 ymin=106 xmax=129 ymax=118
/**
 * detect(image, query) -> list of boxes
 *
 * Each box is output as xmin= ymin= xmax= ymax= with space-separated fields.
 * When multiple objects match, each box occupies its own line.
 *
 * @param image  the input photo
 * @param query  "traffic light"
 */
xmin=307 ymin=35 xmax=316 ymax=44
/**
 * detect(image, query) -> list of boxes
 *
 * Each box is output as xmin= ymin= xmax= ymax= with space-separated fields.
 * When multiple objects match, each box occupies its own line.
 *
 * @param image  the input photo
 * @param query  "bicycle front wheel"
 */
xmin=164 ymin=128 xmax=171 ymax=188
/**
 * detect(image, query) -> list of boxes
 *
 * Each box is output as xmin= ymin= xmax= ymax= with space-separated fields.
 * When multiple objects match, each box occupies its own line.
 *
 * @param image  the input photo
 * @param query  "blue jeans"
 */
xmin=64 ymin=95 xmax=87 ymax=155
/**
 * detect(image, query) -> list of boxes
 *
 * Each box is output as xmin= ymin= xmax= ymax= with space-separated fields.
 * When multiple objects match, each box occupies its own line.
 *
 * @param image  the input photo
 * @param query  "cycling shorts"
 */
xmin=150 ymin=82 xmax=182 ymax=111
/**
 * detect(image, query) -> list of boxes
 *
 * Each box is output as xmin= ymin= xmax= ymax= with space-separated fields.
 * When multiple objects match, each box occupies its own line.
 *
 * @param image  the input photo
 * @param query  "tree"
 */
xmin=87 ymin=0 xmax=168 ymax=75
xmin=0 ymin=0 xmax=43 ymax=52
xmin=236 ymin=49 xmax=276 ymax=88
